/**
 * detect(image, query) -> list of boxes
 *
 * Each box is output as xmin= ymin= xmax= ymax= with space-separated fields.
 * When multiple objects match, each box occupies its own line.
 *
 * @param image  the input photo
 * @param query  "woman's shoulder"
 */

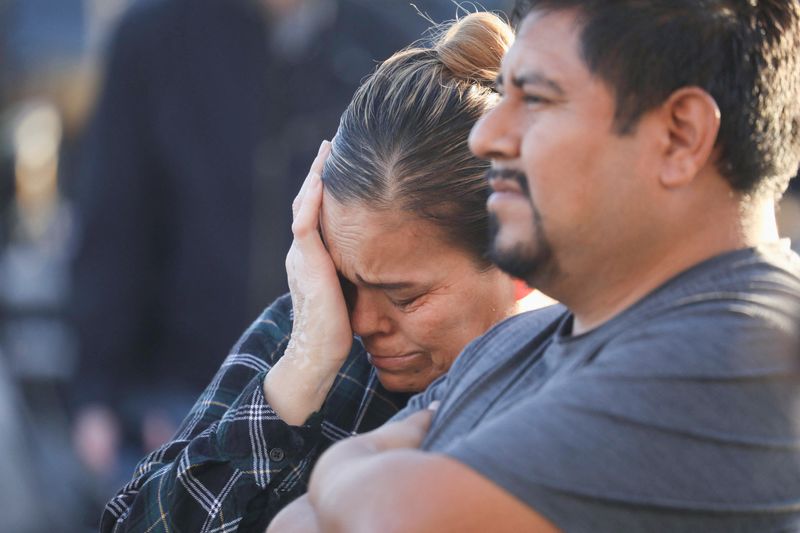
xmin=258 ymin=293 xmax=295 ymax=324
xmin=232 ymin=294 xmax=295 ymax=365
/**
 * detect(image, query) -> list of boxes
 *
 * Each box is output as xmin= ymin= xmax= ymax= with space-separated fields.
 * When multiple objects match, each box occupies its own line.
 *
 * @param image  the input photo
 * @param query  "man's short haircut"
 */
xmin=513 ymin=0 xmax=800 ymax=198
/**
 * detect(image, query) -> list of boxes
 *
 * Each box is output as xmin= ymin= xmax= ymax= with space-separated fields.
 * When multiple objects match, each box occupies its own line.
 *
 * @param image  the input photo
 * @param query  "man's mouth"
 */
xmin=486 ymin=168 xmax=529 ymax=196
xmin=489 ymin=178 xmax=524 ymax=195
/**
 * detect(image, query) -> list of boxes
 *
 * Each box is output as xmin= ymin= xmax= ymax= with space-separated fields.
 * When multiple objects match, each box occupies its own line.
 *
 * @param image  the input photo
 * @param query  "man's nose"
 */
xmin=349 ymin=289 xmax=392 ymax=338
xmin=468 ymin=102 xmax=520 ymax=161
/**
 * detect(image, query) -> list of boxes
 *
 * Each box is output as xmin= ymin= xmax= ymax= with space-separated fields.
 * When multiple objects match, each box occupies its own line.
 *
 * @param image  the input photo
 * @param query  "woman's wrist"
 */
xmin=262 ymin=342 xmax=345 ymax=426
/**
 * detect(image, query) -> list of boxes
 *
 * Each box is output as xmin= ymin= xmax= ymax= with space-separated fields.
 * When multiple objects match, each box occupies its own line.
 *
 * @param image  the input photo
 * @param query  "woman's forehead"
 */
xmin=320 ymin=195 xmax=457 ymax=285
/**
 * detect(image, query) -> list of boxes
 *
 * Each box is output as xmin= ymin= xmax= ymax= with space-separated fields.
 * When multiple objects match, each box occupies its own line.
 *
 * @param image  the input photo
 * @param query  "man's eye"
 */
xmin=523 ymin=94 xmax=548 ymax=105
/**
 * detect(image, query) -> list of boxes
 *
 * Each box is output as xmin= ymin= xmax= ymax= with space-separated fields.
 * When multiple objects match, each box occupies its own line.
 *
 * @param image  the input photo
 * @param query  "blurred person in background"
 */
xmin=0 ymin=0 xmax=118 ymax=530
xmin=0 ymin=347 xmax=57 ymax=532
xmin=68 ymin=0 xmax=435 ymax=501
xmin=100 ymin=12 xmax=535 ymax=532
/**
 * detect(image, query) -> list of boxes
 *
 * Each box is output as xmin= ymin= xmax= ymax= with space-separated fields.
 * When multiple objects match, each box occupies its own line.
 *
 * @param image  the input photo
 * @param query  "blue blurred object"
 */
xmin=4 ymin=0 xmax=85 ymax=74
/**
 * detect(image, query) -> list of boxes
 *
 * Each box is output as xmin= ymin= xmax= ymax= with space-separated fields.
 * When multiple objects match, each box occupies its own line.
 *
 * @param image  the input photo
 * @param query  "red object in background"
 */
xmin=514 ymin=278 xmax=533 ymax=301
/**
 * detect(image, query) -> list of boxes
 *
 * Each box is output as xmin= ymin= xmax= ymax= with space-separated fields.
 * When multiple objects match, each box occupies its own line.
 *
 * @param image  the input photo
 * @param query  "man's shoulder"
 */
xmin=448 ymin=304 xmax=568 ymax=377
xmin=593 ymin=244 xmax=800 ymax=379
xmin=481 ymin=304 xmax=566 ymax=349
xmin=611 ymin=242 xmax=800 ymax=344
xmin=675 ymin=240 xmax=800 ymax=300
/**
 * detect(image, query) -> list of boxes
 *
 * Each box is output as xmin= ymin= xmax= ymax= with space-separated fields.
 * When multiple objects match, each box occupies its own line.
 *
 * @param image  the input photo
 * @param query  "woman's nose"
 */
xmin=349 ymin=289 xmax=392 ymax=338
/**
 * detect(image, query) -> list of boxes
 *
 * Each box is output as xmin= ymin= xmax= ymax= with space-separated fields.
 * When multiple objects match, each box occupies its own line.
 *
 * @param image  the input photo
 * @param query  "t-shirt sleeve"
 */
xmin=440 ymin=307 xmax=800 ymax=532
xmin=388 ymin=373 xmax=449 ymax=422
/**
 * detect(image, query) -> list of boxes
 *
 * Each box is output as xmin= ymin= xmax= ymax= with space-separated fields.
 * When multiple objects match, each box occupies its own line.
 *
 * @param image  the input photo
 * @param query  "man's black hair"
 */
xmin=513 ymin=0 xmax=800 ymax=197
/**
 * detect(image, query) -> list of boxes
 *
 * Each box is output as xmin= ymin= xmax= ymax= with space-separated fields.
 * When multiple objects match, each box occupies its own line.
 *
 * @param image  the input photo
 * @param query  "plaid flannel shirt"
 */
xmin=101 ymin=294 xmax=411 ymax=532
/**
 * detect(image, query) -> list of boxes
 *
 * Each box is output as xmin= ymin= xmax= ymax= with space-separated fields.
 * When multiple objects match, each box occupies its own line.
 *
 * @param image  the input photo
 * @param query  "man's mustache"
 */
xmin=485 ymin=168 xmax=530 ymax=196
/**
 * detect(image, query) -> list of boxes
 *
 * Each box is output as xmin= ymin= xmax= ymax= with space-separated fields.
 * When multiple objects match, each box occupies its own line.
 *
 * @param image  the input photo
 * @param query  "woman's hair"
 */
xmin=322 ymin=12 xmax=514 ymax=269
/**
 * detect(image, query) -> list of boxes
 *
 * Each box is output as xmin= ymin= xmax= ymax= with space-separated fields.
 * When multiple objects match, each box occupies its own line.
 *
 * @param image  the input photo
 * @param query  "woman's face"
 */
xmin=320 ymin=192 xmax=517 ymax=392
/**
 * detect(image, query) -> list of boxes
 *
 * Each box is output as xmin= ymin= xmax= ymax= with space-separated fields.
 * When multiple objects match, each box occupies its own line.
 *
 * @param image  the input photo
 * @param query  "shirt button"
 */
xmin=269 ymin=448 xmax=285 ymax=462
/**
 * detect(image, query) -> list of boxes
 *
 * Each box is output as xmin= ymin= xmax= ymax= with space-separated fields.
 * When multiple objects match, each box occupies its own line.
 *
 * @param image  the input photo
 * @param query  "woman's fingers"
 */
xmin=291 ymin=172 xmax=323 ymax=239
xmin=309 ymin=139 xmax=331 ymax=177
xmin=292 ymin=140 xmax=331 ymax=220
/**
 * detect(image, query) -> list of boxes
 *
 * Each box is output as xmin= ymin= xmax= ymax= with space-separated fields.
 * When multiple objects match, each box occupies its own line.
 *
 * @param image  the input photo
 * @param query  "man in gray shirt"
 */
xmin=269 ymin=1 xmax=800 ymax=531
xmin=406 ymin=242 xmax=800 ymax=532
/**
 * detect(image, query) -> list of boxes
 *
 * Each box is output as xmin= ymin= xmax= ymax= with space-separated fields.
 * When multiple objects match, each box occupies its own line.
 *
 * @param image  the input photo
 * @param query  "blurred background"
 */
xmin=0 ymin=0 xmax=517 ymax=531
xmin=0 ymin=0 xmax=797 ymax=531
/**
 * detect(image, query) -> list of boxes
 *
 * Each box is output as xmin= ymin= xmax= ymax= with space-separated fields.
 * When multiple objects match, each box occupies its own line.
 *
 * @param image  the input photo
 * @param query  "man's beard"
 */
xmin=485 ymin=169 xmax=555 ymax=283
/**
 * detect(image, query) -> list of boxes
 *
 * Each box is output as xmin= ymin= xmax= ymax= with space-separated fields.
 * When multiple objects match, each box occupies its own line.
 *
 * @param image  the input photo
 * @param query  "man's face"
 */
xmin=469 ymin=9 xmax=663 ymax=291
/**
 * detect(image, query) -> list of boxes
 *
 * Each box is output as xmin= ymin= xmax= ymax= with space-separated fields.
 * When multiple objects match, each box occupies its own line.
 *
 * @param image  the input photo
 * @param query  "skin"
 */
xmin=321 ymin=194 xmax=516 ymax=392
xmin=264 ymin=141 xmax=517 ymax=425
xmin=269 ymin=7 xmax=781 ymax=532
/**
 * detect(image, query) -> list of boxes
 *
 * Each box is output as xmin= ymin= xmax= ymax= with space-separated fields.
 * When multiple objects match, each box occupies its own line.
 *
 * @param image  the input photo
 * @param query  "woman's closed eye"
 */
xmin=389 ymin=293 xmax=424 ymax=311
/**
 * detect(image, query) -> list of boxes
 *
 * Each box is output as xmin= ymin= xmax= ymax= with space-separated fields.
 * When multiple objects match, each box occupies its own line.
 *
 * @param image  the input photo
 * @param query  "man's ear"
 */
xmin=658 ymin=87 xmax=720 ymax=189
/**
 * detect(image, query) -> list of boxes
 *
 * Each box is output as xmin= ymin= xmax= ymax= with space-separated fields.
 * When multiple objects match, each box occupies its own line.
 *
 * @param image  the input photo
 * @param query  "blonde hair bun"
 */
xmin=434 ymin=12 xmax=514 ymax=84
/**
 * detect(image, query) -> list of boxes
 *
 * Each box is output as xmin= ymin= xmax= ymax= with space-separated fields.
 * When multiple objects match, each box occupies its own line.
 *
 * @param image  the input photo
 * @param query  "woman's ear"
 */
xmin=657 ymin=87 xmax=721 ymax=189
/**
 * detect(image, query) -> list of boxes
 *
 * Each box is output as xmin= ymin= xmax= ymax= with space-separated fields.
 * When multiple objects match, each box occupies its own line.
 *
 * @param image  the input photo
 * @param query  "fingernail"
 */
xmin=318 ymin=140 xmax=329 ymax=154
xmin=428 ymin=401 xmax=441 ymax=412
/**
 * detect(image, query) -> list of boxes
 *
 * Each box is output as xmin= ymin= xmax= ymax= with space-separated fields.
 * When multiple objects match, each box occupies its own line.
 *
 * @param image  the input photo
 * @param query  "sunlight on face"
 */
xmin=320 ymin=191 xmax=516 ymax=392
xmin=470 ymin=10 xmax=662 ymax=295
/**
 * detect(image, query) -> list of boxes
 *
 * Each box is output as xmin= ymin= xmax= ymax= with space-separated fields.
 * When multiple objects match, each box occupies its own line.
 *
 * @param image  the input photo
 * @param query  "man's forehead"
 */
xmin=501 ymin=9 xmax=585 ymax=83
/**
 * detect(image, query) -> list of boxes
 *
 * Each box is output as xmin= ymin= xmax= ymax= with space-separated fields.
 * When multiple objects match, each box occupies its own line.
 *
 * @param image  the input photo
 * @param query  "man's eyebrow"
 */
xmin=501 ymin=71 xmax=565 ymax=96
xmin=355 ymin=273 xmax=415 ymax=291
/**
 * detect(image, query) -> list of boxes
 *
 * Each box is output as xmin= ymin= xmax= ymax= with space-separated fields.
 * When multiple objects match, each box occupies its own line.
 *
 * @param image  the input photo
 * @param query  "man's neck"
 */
xmin=563 ymin=195 xmax=779 ymax=335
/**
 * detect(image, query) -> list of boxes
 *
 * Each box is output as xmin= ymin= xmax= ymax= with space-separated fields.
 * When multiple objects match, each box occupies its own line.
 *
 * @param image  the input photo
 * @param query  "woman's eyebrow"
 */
xmin=355 ymin=273 xmax=415 ymax=291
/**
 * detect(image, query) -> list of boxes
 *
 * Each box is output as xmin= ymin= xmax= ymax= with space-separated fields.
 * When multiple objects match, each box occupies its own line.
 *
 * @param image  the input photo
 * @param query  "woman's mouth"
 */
xmin=367 ymin=352 xmax=425 ymax=372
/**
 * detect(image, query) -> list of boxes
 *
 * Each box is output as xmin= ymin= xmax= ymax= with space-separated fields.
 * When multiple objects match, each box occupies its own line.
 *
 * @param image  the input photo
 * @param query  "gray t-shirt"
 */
xmin=397 ymin=242 xmax=800 ymax=532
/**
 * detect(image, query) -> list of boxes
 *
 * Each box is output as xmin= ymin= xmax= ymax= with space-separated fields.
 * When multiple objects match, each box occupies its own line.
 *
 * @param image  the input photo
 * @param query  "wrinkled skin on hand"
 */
xmin=284 ymin=140 xmax=353 ymax=371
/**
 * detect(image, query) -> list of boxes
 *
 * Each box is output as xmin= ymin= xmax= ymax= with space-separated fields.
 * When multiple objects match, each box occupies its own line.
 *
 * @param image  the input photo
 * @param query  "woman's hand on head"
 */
xmin=286 ymin=140 xmax=353 ymax=365
xmin=264 ymin=140 xmax=354 ymax=426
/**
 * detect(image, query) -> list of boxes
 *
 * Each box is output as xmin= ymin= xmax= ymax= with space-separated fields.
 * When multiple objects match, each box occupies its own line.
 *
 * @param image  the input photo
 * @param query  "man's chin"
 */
xmin=487 ymin=212 xmax=554 ymax=283
xmin=487 ymin=240 xmax=539 ymax=281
